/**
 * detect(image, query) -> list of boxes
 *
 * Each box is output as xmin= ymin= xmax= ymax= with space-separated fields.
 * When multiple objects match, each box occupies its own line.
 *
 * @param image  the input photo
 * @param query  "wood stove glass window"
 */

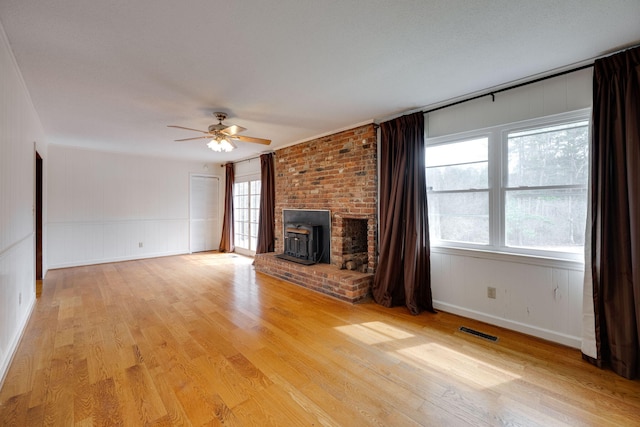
xmin=233 ymin=180 xmax=260 ymax=251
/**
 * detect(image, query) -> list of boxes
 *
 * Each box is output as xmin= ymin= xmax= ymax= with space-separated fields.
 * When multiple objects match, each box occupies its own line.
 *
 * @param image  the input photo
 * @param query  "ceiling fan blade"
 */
xmin=221 ymin=124 xmax=247 ymax=136
xmin=167 ymin=125 xmax=209 ymax=134
xmin=232 ymin=135 xmax=272 ymax=145
xmin=174 ymin=136 xmax=210 ymax=142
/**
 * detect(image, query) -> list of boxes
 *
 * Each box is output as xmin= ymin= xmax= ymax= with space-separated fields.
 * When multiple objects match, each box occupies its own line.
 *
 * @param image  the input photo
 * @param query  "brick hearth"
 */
xmin=254 ymin=253 xmax=373 ymax=302
xmin=253 ymin=124 xmax=377 ymax=303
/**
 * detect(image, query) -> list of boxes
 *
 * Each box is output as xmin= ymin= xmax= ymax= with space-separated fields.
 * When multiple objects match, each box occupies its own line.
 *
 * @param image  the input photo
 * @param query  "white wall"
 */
xmin=427 ymin=68 xmax=592 ymax=137
xmin=47 ymin=145 xmax=221 ymax=268
xmin=0 ymin=23 xmax=47 ymax=384
xmin=234 ymin=156 xmax=261 ymax=179
xmin=426 ymin=68 xmax=592 ymax=348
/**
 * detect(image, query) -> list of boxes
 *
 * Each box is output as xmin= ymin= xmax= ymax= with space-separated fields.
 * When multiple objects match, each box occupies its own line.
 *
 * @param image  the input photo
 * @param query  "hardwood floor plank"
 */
xmin=2 ymin=252 xmax=640 ymax=426
xmin=0 ymin=392 xmax=30 ymax=427
xmin=91 ymin=377 xmax=123 ymax=426
xmin=73 ymin=358 xmax=93 ymax=424
xmin=116 ymin=364 xmax=167 ymax=425
xmin=148 ymin=367 xmax=192 ymax=426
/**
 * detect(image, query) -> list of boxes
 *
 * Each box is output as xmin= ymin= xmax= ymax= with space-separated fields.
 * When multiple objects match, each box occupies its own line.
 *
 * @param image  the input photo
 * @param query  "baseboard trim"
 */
xmin=0 ymin=294 xmax=36 ymax=389
xmin=433 ymin=300 xmax=581 ymax=349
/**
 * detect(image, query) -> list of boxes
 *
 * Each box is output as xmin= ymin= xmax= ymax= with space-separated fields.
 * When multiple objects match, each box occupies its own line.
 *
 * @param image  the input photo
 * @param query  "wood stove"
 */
xmin=283 ymin=224 xmax=322 ymax=264
xmin=276 ymin=209 xmax=330 ymax=265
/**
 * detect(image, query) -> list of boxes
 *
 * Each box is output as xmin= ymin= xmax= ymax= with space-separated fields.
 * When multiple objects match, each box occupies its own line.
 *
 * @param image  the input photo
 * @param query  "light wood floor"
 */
xmin=1 ymin=253 xmax=639 ymax=426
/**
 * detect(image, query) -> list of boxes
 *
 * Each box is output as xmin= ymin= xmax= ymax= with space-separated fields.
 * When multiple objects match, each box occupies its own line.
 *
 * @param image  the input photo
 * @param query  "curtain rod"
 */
xmin=220 ymin=151 xmax=275 ymax=167
xmin=419 ymin=43 xmax=640 ymax=116
xmin=421 ymin=63 xmax=594 ymax=115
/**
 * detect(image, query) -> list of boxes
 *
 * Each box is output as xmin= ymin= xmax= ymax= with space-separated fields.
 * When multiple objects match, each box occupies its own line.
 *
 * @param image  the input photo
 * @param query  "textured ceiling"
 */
xmin=1 ymin=1 xmax=639 ymax=162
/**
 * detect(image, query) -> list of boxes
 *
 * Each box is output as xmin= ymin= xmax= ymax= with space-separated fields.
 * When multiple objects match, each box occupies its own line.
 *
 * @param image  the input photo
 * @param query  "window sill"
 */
xmin=430 ymin=245 xmax=585 ymax=271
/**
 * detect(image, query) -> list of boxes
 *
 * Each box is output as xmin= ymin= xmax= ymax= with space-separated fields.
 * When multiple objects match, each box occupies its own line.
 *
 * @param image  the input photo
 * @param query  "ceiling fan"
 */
xmin=168 ymin=112 xmax=271 ymax=152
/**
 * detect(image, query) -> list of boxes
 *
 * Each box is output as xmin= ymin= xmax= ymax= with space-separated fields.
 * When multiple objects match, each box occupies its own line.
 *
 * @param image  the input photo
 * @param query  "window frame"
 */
xmin=426 ymin=109 xmax=590 ymax=262
xmin=233 ymin=175 xmax=261 ymax=255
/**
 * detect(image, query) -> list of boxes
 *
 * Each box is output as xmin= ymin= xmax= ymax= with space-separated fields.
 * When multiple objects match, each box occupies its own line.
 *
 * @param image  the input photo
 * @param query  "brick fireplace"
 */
xmin=254 ymin=124 xmax=377 ymax=302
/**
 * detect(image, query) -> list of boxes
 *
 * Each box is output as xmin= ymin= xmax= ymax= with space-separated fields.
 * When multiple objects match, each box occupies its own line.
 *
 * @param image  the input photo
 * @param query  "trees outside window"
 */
xmin=426 ymin=111 xmax=589 ymax=259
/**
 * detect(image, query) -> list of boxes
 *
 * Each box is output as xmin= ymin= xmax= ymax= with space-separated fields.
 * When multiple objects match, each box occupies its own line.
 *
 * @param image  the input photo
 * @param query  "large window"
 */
xmin=233 ymin=179 xmax=260 ymax=252
xmin=426 ymin=110 xmax=589 ymax=259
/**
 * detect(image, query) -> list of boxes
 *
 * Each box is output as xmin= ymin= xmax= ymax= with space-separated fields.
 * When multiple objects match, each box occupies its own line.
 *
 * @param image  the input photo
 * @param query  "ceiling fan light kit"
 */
xmin=168 ymin=112 xmax=271 ymax=153
xmin=207 ymin=137 xmax=236 ymax=152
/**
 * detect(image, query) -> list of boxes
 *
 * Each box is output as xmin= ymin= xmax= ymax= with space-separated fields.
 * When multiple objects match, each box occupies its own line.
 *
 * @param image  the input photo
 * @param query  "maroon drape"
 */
xmin=256 ymin=153 xmax=275 ymax=254
xmin=219 ymin=163 xmax=235 ymax=253
xmin=373 ymin=112 xmax=434 ymax=315
xmin=589 ymin=46 xmax=640 ymax=379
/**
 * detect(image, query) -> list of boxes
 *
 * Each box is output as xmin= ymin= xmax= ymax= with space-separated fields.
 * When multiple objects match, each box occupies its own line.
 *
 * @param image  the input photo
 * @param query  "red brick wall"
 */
xmin=275 ymin=124 xmax=377 ymax=272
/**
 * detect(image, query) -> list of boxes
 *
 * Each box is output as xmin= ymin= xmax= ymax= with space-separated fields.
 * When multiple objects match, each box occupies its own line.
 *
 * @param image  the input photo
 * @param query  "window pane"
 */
xmin=505 ymin=188 xmax=587 ymax=252
xmin=507 ymin=121 xmax=588 ymax=187
xmin=250 ymin=208 xmax=259 ymax=223
xmin=427 ymin=138 xmax=488 ymax=191
xmin=428 ymin=191 xmax=489 ymax=244
xmin=427 ymin=162 xmax=488 ymax=191
xmin=233 ymin=182 xmax=247 ymax=196
xmin=426 ymin=138 xmax=488 ymax=167
xmin=237 ymin=195 xmax=248 ymax=209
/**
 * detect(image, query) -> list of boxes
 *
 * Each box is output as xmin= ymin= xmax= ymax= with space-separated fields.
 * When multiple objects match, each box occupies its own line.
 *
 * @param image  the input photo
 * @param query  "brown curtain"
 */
xmin=256 ymin=153 xmax=275 ymax=254
xmin=373 ymin=112 xmax=434 ymax=315
xmin=219 ymin=163 xmax=235 ymax=253
xmin=588 ymin=46 xmax=640 ymax=379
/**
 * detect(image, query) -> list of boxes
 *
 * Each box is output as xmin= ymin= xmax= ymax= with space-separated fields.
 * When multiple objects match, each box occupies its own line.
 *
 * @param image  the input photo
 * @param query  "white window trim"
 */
xmin=426 ymin=108 xmax=590 ymax=264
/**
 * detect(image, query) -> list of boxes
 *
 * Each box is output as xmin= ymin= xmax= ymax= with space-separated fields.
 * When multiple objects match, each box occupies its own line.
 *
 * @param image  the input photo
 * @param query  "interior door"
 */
xmin=190 ymin=175 xmax=220 ymax=253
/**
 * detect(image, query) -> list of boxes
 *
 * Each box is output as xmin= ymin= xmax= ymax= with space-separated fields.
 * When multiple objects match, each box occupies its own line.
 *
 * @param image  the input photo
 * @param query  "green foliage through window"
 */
xmin=426 ymin=112 xmax=589 ymax=258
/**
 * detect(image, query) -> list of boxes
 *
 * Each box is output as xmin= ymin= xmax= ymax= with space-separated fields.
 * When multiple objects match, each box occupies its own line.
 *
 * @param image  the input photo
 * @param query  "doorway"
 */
xmin=35 ymin=152 xmax=43 ymax=296
xmin=190 ymin=175 xmax=220 ymax=253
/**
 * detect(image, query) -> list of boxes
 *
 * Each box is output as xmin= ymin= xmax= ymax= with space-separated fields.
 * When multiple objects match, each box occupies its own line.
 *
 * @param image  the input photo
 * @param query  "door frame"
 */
xmin=35 ymin=151 xmax=43 ymax=280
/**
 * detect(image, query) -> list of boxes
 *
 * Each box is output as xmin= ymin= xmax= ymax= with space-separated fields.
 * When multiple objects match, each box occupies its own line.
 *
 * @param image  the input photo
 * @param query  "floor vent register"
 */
xmin=459 ymin=326 xmax=498 ymax=342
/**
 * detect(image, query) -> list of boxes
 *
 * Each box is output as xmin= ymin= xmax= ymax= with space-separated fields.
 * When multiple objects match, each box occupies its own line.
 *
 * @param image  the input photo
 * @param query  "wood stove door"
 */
xmin=285 ymin=232 xmax=310 ymax=259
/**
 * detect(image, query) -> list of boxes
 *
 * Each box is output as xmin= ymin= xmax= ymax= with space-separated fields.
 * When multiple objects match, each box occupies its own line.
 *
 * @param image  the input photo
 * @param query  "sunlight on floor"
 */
xmin=336 ymin=322 xmax=521 ymax=390
xmin=335 ymin=321 xmax=415 ymax=345
xmin=200 ymin=252 xmax=254 ymax=266
xmin=397 ymin=342 xmax=521 ymax=389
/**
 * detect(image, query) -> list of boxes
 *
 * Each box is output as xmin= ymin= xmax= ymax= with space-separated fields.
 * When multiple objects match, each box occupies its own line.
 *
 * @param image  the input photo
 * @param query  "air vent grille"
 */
xmin=459 ymin=326 xmax=498 ymax=342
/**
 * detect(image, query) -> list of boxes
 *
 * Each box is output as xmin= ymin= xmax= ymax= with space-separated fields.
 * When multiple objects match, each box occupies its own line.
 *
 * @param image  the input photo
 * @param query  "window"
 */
xmin=504 ymin=122 xmax=588 ymax=253
xmin=426 ymin=137 xmax=489 ymax=244
xmin=426 ymin=110 xmax=589 ymax=259
xmin=233 ymin=179 xmax=260 ymax=252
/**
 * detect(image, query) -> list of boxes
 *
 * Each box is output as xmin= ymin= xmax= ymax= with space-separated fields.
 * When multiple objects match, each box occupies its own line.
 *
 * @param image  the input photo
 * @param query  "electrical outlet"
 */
xmin=139 ymin=242 xmax=143 ymax=248
xmin=487 ymin=287 xmax=496 ymax=299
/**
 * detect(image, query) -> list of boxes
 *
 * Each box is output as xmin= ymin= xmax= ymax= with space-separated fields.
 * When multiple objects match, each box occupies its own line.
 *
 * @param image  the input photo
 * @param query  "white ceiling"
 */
xmin=1 ymin=1 xmax=639 ymax=162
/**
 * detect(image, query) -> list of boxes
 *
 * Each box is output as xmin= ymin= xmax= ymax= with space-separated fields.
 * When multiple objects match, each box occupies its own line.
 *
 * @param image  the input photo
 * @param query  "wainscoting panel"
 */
xmin=0 ymin=235 xmax=36 ymax=383
xmin=431 ymin=250 xmax=584 ymax=347
xmin=47 ymin=219 xmax=189 ymax=268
